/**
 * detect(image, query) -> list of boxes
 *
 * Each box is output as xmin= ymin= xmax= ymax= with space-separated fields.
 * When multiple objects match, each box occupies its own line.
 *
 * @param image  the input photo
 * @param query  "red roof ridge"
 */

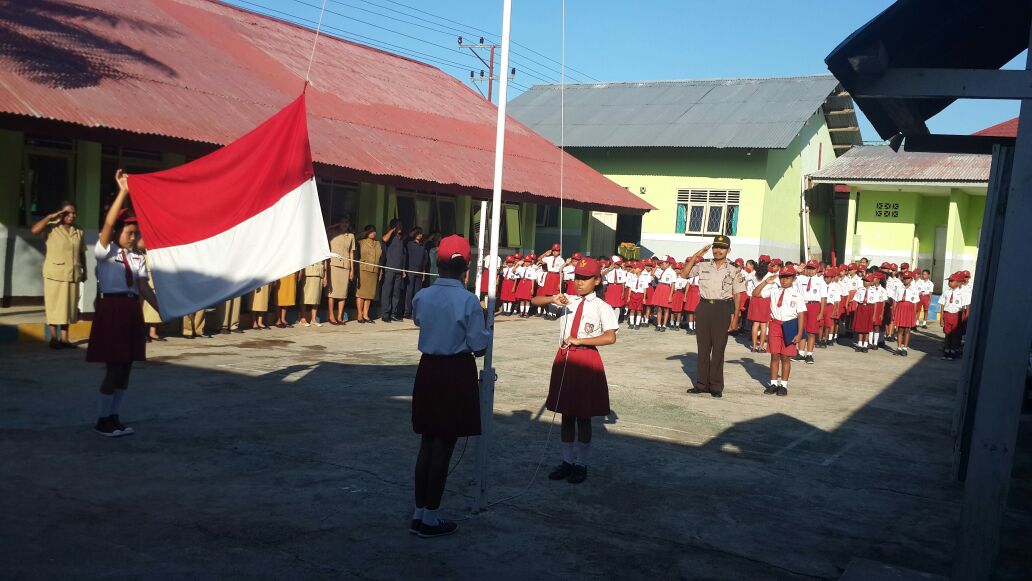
xmin=973 ymin=117 xmax=1018 ymax=137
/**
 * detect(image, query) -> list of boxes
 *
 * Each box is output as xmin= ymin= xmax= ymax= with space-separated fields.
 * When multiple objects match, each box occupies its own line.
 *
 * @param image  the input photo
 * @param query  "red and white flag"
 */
xmin=128 ymin=93 xmax=330 ymax=319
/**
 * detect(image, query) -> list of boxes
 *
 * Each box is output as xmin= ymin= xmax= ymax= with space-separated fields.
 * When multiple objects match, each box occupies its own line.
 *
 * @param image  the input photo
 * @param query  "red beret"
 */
xmin=573 ymin=257 xmax=601 ymax=277
xmin=437 ymin=235 xmax=471 ymax=263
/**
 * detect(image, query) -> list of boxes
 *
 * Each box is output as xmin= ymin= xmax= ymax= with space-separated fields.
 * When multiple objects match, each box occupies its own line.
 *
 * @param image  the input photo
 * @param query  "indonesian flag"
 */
xmin=128 ymin=93 xmax=330 ymax=319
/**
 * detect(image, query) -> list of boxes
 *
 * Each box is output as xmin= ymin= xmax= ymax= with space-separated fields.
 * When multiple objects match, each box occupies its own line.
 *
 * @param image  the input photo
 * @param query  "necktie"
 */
xmin=119 ymin=249 xmax=134 ymax=288
xmin=806 ymin=277 xmax=812 ymax=292
xmin=777 ymin=288 xmax=785 ymax=307
xmin=569 ymin=297 xmax=586 ymax=339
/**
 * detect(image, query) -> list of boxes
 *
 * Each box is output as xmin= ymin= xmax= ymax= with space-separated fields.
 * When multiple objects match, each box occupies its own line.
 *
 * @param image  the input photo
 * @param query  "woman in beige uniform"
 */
xmin=355 ymin=224 xmax=382 ymax=324
xmin=326 ymin=216 xmax=356 ymax=325
xmin=275 ymin=270 xmax=301 ymax=328
xmin=250 ymin=283 xmax=272 ymax=330
xmin=31 ymin=201 xmax=86 ymax=350
xmin=300 ymin=259 xmax=328 ymax=327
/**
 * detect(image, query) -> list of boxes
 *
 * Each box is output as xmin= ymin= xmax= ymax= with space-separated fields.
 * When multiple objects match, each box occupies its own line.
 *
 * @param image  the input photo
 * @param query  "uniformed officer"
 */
xmin=679 ymin=235 xmax=746 ymax=398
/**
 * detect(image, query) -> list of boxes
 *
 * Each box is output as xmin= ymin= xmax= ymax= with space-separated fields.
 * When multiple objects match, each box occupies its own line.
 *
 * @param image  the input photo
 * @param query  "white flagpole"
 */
xmin=474 ymin=200 xmax=488 ymax=295
xmin=474 ymin=0 xmax=512 ymax=513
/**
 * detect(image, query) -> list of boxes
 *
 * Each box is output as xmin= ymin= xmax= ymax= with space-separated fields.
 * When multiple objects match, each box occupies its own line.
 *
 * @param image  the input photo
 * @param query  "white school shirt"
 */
xmin=825 ymin=281 xmax=842 ymax=304
xmin=522 ymin=264 xmax=539 ymax=281
xmin=623 ymin=273 xmax=638 ymax=291
xmin=673 ymin=276 xmax=689 ymax=290
xmin=540 ymin=254 xmax=564 ymax=273
xmin=658 ymin=267 xmax=677 ymax=284
xmin=604 ymin=268 xmax=622 ymax=285
xmin=796 ymin=275 xmax=828 ymax=302
xmin=631 ymin=273 xmax=652 ymax=294
xmin=413 ymin=278 xmax=491 ymax=355
xmin=760 ymin=284 xmax=807 ymax=322
xmin=873 ymin=286 xmax=888 ymax=302
xmin=95 ymin=241 xmax=147 ymax=294
xmin=743 ymin=271 xmax=759 ymax=294
xmin=615 ymin=268 xmax=627 ymax=284
xmin=562 ymin=263 xmax=576 ymax=281
xmin=511 ymin=265 xmax=527 ymax=280
xmin=941 ymin=286 xmax=969 ymax=313
xmin=558 ymin=293 xmax=619 ymax=340
xmin=915 ymin=279 xmax=933 ymax=295
xmin=893 ymin=285 xmax=920 ymax=304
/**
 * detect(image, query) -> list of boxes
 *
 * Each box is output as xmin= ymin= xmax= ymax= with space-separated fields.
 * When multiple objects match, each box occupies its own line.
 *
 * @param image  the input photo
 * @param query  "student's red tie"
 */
xmin=119 ymin=249 xmax=134 ymax=288
xmin=806 ymin=277 xmax=812 ymax=292
xmin=569 ymin=298 xmax=586 ymax=339
xmin=777 ymin=288 xmax=785 ymax=308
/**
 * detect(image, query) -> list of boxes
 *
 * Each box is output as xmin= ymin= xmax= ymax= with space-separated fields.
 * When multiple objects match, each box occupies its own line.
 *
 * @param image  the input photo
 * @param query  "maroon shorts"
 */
xmin=546 ymin=346 xmax=610 ymax=418
xmin=804 ymin=302 xmax=822 ymax=334
xmin=919 ymin=294 xmax=931 ymax=310
xmin=942 ymin=311 xmax=961 ymax=335
xmin=86 ymin=295 xmax=146 ymax=363
xmin=768 ymin=319 xmax=798 ymax=357
xmin=412 ymin=352 xmax=481 ymax=437
xmin=628 ymin=291 xmax=644 ymax=311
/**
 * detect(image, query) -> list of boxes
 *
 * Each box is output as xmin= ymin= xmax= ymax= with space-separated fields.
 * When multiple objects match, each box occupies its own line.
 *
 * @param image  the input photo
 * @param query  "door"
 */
xmin=933 ymin=225 xmax=947 ymax=294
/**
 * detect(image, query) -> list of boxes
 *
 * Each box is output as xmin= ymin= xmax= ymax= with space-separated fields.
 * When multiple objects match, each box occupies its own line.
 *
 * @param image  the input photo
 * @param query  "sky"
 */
xmin=224 ymin=0 xmax=1022 ymax=141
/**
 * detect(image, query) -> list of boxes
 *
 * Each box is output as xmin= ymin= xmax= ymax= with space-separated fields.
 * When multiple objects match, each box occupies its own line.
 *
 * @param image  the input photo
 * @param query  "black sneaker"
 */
xmin=763 ymin=385 xmax=778 ymax=395
xmin=409 ymin=519 xmax=422 ymax=535
xmin=418 ymin=519 xmax=457 ymax=538
xmin=805 ymin=355 xmax=815 ymax=365
xmin=108 ymin=415 xmax=135 ymax=435
xmin=548 ymin=461 xmax=574 ymax=480
xmin=93 ymin=417 xmax=124 ymax=438
xmin=710 ymin=392 xmax=723 ymax=398
xmin=860 ymin=347 xmax=869 ymax=353
xmin=686 ymin=387 xmax=707 ymax=395
xmin=49 ymin=338 xmax=63 ymax=350
xmin=567 ymin=464 xmax=588 ymax=484
xmin=776 ymin=386 xmax=788 ymax=396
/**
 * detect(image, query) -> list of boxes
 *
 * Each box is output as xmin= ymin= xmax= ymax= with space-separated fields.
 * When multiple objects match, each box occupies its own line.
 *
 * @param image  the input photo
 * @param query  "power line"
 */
xmin=366 ymin=0 xmax=600 ymax=82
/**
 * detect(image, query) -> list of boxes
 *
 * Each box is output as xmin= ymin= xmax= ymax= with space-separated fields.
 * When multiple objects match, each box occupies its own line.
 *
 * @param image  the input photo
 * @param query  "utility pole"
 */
xmin=459 ymin=36 xmax=515 ymax=103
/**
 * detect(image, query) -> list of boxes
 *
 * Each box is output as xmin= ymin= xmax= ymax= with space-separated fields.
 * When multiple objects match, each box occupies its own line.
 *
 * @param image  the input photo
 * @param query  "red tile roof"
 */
xmin=973 ymin=117 xmax=1018 ymax=137
xmin=0 ymin=0 xmax=651 ymax=214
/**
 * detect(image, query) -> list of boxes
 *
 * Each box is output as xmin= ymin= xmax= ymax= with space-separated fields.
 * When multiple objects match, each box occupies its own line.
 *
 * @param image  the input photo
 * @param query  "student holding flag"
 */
xmin=86 ymin=170 xmax=159 ymax=437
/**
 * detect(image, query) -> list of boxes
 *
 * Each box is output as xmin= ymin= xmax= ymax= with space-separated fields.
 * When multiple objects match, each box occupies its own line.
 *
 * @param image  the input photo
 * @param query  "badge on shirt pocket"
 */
xmin=584 ymin=322 xmax=596 ymax=335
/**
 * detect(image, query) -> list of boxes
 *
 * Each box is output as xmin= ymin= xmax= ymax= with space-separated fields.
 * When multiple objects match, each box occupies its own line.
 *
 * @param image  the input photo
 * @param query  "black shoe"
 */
xmin=61 ymin=341 xmax=78 ymax=348
xmin=861 ymin=347 xmax=869 ymax=353
xmin=763 ymin=385 xmax=778 ymax=395
xmin=548 ymin=461 xmax=574 ymax=480
xmin=93 ymin=417 xmax=125 ymax=438
xmin=902 ymin=349 xmax=909 ymax=357
xmin=183 ymin=334 xmax=195 ymax=340
xmin=568 ymin=464 xmax=588 ymax=484
xmin=108 ymin=415 xmax=135 ymax=435
xmin=776 ymin=386 xmax=788 ymax=396
xmin=710 ymin=392 xmax=723 ymax=398
xmin=805 ymin=355 xmax=814 ymax=365
xmin=221 ymin=328 xmax=231 ymax=335
xmin=49 ymin=338 xmax=63 ymax=350
xmin=382 ymin=317 xmax=392 ymax=323
xmin=418 ymin=519 xmax=458 ymax=538
xmin=233 ymin=329 xmax=245 ymax=334
xmin=409 ymin=519 xmax=422 ymax=535
xmin=686 ymin=387 xmax=707 ymax=394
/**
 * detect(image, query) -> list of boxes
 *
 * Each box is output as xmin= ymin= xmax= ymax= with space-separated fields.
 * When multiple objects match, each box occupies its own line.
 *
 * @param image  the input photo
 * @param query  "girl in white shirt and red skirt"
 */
xmin=86 ymin=171 xmax=160 ymax=437
xmin=409 ymin=235 xmax=490 ymax=538
xmin=532 ymin=257 xmax=618 ymax=484
xmin=892 ymin=271 xmax=921 ymax=356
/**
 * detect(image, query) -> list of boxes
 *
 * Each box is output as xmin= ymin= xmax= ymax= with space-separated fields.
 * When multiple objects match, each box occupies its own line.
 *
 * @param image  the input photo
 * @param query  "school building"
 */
xmin=807 ymin=118 xmax=1013 ymax=292
xmin=0 ymin=0 xmax=650 ymax=311
xmin=508 ymin=76 xmax=863 ymax=261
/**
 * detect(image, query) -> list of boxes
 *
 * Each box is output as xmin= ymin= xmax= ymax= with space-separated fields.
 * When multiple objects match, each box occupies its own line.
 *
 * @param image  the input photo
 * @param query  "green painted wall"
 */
xmin=964 ymin=195 xmax=985 ymax=251
xmin=915 ymin=195 xmax=949 ymax=256
xmin=566 ymin=146 xmax=767 ymax=238
xmin=947 ymin=189 xmax=969 ymax=259
xmin=0 ymin=129 xmax=23 ymax=225
xmin=855 ymin=190 xmax=919 ymax=251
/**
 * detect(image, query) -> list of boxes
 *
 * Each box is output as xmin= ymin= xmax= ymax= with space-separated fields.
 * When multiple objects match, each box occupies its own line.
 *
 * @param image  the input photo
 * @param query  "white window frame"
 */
xmin=676 ymin=189 xmax=741 ymax=236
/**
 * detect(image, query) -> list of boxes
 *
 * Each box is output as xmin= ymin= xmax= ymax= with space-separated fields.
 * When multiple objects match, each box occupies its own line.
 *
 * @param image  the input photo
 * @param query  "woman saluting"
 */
xmin=85 ymin=170 xmax=159 ymax=437
xmin=30 ymin=201 xmax=86 ymax=349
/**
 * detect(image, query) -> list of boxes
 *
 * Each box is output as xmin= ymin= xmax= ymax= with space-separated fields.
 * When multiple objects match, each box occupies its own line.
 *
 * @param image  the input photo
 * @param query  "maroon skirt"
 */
xmin=546 ymin=346 xmax=610 ymax=418
xmin=412 ymin=352 xmax=481 ymax=437
xmin=671 ymin=287 xmax=685 ymax=312
xmin=748 ymin=295 xmax=771 ymax=323
xmin=852 ymin=303 xmax=875 ymax=333
xmin=652 ymin=283 xmax=672 ymax=308
xmin=684 ymin=285 xmax=701 ymax=312
xmin=893 ymin=301 xmax=917 ymax=328
xmin=515 ymin=278 xmax=535 ymax=300
xmin=86 ymin=295 xmax=146 ymax=363
xmin=540 ymin=272 xmax=561 ymax=295
xmin=479 ymin=269 xmax=493 ymax=293
xmin=565 ymin=280 xmax=578 ymax=295
xmin=604 ymin=283 xmax=625 ymax=307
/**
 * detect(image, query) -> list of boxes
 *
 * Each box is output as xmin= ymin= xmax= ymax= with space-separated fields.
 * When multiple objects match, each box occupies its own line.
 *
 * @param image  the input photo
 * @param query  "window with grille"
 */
xmin=675 ymin=189 xmax=740 ymax=236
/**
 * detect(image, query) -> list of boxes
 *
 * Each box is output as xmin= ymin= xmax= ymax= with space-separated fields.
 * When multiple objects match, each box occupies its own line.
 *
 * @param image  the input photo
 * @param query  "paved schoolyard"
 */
xmin=0 ymin=314 xmax=1029 ymax=580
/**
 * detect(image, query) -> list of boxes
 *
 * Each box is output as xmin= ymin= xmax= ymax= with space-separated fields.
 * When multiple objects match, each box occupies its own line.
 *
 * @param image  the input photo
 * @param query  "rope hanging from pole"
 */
xmin=304 ymin=0 xmax=330 ymax=85
xmin=559 ymin=0 xmax=566 ymax=253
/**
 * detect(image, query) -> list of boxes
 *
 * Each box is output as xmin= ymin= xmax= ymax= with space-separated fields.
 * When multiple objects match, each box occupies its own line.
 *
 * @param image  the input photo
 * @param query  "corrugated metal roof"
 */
xmin=507 ymin=76 xmax=843 ymax=149
xmin=973 ymin=118 xmax=1018 ymax=137
xmin=0 ymin=0 xmax=652 ymax=214
xmin=809 ymin=145 xmax=990 ymax=184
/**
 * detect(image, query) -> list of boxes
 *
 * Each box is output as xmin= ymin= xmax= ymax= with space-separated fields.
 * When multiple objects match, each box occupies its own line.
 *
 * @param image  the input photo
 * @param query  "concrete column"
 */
xmin=75 ymin=141 xmax=102 ymax=230
xmin=945 ymin=188 xmax=967 ymax=277
xmin=580 ymin=210 xmax=594 ymax=256
xmin=455 ymin=195 xmax=471 ymax=238
xmin=520 ymin=202 xmax=535 ymax=254
xmin=843 ymin=189 xmax=858 ymax=262
xmin=0 ymin=129 xmax=23 ymax=226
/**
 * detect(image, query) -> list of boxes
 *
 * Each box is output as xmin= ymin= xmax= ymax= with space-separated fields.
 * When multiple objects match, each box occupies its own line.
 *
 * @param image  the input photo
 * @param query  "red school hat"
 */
xmin=438 ymin=235 xmax=471 ymax=263
xmin=825 ymin=267 xmax=839 ymax=277
xmin=889 ymin=263 xmax=898 ymax=271
xmin=961 ymin=270 xmax=971 ymax=278
xmin=527 ymin=253 xmax=537 ymax=261
xmin=504 ymin=255 xmax=515 ymax=263
xmin=552 ymin=243 xmax=561 ymax=251
xmin=900 ymin=262 xmax=910 ymax=270
xmin=573 ymin=257 xmax=601 ymax=277
xmin=675 ymin=262 xmax=685 ymax=269
xmin=901 ymin=270 xmax=914 ymax=279
xmin=770 ymin=258 xmax=783 ymax=267
xmin=847 ymin=264 xmax=858 ymax=271
xmin=758 ymin=254 xmax=771 ymax=262
xmin=734 ymin=258 xmax=744 ymax=267
xmin=864 ymin=274 xmax=876 ymax=283
xmin=572 ymin=251 xmax=583 ymax=260
xmin=779 ymin=265 xmax=797 ymax=277
xmin=805 ymin=259 xmax=819 ymax=269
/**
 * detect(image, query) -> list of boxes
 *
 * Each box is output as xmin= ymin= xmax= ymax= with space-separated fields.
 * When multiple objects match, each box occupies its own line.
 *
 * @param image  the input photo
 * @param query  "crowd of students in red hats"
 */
xmin=479 ymin=249 xmax=973 ymax=364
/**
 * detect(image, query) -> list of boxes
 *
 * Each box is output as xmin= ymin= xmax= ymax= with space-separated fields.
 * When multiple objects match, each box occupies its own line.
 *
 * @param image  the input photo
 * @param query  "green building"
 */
xmin=508 ymin=76 xmax=862 ymax=261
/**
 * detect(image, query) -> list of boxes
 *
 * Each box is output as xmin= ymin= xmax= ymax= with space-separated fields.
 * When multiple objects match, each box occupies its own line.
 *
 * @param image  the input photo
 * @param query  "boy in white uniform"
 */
xmin=754 ymin=265 xmax=806 ymax=397
xmin=915 ymin=270 xmax=934 ymax=328
xmin=794 ymin=260 xmax=827 ymax=364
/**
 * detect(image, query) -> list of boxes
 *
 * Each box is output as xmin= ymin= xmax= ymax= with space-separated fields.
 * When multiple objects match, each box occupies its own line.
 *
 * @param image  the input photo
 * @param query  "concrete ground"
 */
xmin=1 ymin=314 xmax=1029 ymax=580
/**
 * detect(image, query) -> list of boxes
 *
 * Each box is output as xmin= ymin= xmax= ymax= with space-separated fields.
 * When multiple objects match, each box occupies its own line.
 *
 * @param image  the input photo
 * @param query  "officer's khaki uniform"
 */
xmin=688 ymin=259 xmax=746 ymax=395
xmin=182 ymin=309 xmax=206 ymax=337
xmin=327 ymin=228 xmax=355 ymax=300
xmin=356 ymin=237 xmax=382 ymax=300
xmin=218 ymin=296 xmax=242 ymax=330
xmin=41 ymin=224 xmax=85 ymax=325
xmin=303 ymin=261 xmax=325 ymax=305
xmin=251 ymin=284 xmax=271 ymax=313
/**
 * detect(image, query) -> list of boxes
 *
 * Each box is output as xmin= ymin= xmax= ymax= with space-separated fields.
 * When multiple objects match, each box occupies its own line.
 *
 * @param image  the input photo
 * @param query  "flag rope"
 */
xmin=304 ymin=0 xmax=330 ymax=83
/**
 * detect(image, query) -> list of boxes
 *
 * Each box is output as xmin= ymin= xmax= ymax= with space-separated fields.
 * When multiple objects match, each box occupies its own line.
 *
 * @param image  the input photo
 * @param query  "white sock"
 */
xmin=633 ymin=315 xmax=640 ymax=325
xmin=97 ymin=394 xmax=114 ymax=418
xmin=575 ymin=442 xmax=590 ymax=466
xmin=770 ymin=379 xmax=778 ymax=387
xmin=562 ymin=441 xmax=576 ymax=464
xmin=613 ymin=307 xmax=621 ymax=320
xmin=413 ymin=506 xmax=425 ymax=521
xmin=422 ymin=508 xmax=440 ymax=526
xmin=780 ymin=380 xmax=788 ymax=388
xmin=111 ymin=390 xmax=126 ymax=415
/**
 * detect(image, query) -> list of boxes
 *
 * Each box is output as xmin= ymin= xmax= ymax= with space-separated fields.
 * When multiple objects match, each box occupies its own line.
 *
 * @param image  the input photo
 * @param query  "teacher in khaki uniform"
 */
xmin=326 ymin=216 xmax=356 ymax=325
xmin=31 ymin=202 xmax=86 ymax=350
xmin=679 ymin=235 xmax=745 ymax=398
